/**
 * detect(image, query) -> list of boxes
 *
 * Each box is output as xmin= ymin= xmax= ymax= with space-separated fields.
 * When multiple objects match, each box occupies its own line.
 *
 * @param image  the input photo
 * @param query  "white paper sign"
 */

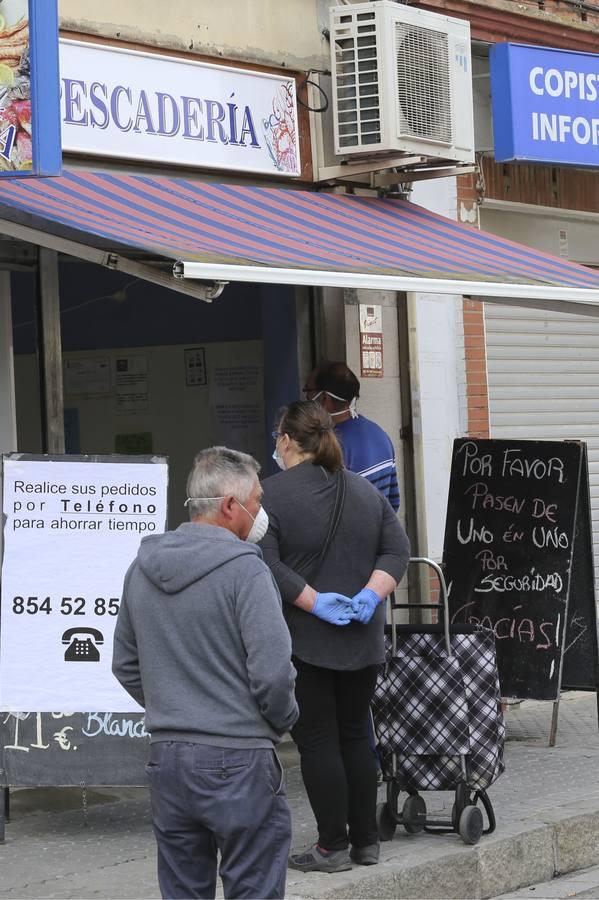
xmin=359 ymin=304 xmax=383 ymax=334
xmin=0 ymin=457 xmax=168 ymax=712
xmin=59 ymin=39 xmax=301 ymax=177
xmin=64 ymin=357 xmax=111 ymax=395
xmin=209 ymin=362 xmax=265 ymax=462
xmin=115 ymin=355 xmax=149 ymax=412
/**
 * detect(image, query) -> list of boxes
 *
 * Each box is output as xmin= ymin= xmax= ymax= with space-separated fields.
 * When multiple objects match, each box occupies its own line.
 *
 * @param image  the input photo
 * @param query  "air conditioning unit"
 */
xmin=330 ymin=1 xmax=474 ymax=164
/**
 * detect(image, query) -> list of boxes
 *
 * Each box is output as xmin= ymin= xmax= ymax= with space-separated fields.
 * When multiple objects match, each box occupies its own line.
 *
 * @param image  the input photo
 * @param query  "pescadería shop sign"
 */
xmin=59 ymin=39 xmax=301 ymax=177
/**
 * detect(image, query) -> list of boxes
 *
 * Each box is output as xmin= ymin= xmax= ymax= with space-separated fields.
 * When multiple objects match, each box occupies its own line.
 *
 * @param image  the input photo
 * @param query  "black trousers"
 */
xmin=291 ymin=658 xmax=380 ymax=851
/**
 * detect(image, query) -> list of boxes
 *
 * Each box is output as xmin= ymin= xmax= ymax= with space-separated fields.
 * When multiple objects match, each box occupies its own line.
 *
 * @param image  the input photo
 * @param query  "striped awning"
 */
xmin=0 ymin=169 xmax=598 ymax=308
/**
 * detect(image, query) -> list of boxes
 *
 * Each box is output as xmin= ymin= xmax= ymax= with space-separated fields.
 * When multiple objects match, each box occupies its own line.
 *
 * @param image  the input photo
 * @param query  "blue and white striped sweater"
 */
xmin=335 ymin=416 xmax=400 ymax=512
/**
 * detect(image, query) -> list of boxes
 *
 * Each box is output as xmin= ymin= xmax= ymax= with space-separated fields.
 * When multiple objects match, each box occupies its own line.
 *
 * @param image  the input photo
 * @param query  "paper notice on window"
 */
xmin=209 ymin=362 xmax=265 ymax=461
xmin=115 ymin=356 xmax=149 ymax=412
xmin=64 ymin=358 xmax=111 ymax=395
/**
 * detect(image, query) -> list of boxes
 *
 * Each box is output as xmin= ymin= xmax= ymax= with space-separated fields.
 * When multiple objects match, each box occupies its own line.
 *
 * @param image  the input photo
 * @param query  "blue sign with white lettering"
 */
xmin=490 ymin=42 xmax=599 ymax=168
xmin=0 ymin=0 xmax=60 ymax=177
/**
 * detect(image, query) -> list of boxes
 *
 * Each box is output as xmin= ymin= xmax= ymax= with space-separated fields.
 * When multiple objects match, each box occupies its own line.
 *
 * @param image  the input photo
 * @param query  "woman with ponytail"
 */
xmin=260 ymin=400 xmax=410 ymax=874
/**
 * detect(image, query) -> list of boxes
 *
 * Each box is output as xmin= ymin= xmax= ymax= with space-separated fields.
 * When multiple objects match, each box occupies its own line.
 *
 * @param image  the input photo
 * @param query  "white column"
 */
xmin=0 ymin=270 xmax=17 ymax=452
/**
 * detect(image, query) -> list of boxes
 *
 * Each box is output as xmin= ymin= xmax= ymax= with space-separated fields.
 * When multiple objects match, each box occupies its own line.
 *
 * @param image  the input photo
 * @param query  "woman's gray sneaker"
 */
xmin=350 ymin=843 xmax=380 ymax=865
xmin=289 ymin=844 xmax=352 ymax=873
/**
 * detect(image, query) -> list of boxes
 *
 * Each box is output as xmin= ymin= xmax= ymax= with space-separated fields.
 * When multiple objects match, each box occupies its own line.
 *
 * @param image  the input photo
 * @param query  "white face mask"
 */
xmin=184 ymin=495 xmax=269 ymax=543
xmin=312 ymin=390 xmax=359 ymax=419
xmin=238 ymin=501 xmax=269 ymax=543
xmin=272 ymin=448 xmax=286 ymax=470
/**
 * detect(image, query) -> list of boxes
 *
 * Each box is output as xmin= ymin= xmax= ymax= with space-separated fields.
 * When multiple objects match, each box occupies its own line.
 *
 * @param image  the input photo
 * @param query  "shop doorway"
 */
xmin=11 ymin=260 xmax=301 ymax=526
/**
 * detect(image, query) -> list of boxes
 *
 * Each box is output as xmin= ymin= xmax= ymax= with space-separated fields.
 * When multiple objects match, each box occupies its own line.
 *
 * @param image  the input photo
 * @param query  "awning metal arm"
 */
xmin=374 ymin=165 xmax=477 ymax=186
xmin=317 ymin=155 xmax=426 ymax=181
xmin=0 ymin=217 xmax=220 ymax=302
xmin=316 ymin=157 xmax=476 ymax=185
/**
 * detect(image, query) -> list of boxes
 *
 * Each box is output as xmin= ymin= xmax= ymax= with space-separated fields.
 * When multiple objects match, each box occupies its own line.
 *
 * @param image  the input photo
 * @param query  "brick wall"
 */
xmin=412 ymin=0 xmax=599 ymax=51
xmin=481 ymin=158 xmax=599 ymax=212
xmin=463 ymin=298 xmax=490 ymax=438
xmin=457 ymin=172 xmax=490 ymax=439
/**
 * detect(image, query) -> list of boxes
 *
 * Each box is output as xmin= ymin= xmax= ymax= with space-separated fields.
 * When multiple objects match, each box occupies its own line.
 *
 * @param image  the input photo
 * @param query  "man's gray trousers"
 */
xmin=146 ymin=741 xmax=292 ymax=899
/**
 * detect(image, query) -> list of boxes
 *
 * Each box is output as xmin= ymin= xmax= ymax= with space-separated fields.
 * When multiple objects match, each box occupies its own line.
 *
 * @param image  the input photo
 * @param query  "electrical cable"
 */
xmin=297 ymin=72 xmax=330 ymax=113
xmin=14 ymin=278 xmax=140 ymax=329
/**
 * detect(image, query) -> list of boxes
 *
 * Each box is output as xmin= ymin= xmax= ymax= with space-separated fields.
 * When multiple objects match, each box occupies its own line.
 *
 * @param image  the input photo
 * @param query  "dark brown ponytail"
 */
xmin=277 ymin=401 xmax=343 ymax=473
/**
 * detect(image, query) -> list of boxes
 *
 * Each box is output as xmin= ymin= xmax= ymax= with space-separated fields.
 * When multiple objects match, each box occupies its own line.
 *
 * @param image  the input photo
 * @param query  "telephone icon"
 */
xmin=62 ymin=627 xmax=104 ymax=662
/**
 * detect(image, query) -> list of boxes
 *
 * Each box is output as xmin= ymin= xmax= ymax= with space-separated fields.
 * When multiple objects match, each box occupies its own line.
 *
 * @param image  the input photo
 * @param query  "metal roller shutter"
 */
xmin=485 ymin=301 xmax=599 ymax=588
xmin=482 ymin=203 xmax=599 ymax=589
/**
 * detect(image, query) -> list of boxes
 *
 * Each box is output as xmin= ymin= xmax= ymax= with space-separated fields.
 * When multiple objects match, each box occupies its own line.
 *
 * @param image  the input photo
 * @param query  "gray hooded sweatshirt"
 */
xmin=112 ymin=522 xmax=298 ymax=747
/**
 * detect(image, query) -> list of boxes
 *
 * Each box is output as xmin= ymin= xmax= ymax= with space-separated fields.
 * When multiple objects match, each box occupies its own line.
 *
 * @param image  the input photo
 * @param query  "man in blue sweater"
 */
xmin=304 ymin=361 xmax=400 ymax=512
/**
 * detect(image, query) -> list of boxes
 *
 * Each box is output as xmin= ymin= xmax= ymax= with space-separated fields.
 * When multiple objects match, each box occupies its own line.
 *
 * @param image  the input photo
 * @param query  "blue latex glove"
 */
xmin=352 ymin=588 xmax=382 ymax=625
xmin=312 ymin=592 xmax=355 ymax=626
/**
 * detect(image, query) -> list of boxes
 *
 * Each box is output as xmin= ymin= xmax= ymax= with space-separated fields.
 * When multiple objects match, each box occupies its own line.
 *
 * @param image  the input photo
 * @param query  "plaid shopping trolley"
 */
xmin=371 ymin=558 xmax=505 ymax=845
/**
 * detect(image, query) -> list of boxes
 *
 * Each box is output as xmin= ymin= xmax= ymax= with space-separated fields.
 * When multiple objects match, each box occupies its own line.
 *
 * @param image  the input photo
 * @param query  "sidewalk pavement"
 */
xmin=492 ymin=863 xmax=599 ymax=899
xmin=0 ymin=691 xmax=598 ymax=900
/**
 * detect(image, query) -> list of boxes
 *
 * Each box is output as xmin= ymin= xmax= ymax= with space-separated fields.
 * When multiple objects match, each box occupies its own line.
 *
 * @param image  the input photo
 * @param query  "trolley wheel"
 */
xmin=458 ymin=805 xmax=484 ymax=845
xmin=376 ymin=801 xmax=397 ymax=842
xmin=402 ymin=794 xmax=426 ymax=834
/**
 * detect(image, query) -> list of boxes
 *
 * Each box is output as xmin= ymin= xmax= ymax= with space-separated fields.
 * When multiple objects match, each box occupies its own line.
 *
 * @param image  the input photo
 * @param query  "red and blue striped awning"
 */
xmin=0 ymin=169 xmax=598 ymax=304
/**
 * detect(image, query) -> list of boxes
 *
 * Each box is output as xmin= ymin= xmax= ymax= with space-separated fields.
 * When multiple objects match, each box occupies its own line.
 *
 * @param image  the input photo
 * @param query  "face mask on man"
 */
xmin=312 ymin=390 xmax=359 ymax=419
xmin=184 ymin=495 xmax=269 ymax=543
xmin=237 ymin=501 xmax=269 ymax=543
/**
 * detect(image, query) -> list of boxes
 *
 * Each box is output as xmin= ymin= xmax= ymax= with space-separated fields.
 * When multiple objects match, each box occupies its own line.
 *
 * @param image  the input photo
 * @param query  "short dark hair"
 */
xmin=311 ymin=361 xmax=360 ymax=403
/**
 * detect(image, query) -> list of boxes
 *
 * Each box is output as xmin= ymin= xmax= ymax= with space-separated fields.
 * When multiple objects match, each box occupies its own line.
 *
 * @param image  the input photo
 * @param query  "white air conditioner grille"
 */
xmin=395 ymin=23 xmax=453 ymax=144
xmin=330 ymin=2 xmax=473 ymax=162
xmin=333 ymin=13 xmax=381 ymax=149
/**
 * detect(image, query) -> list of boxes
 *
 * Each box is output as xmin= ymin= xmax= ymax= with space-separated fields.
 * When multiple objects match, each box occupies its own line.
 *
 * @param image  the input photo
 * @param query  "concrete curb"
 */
xmin=287 ymin=811 xmax=599 ymax=900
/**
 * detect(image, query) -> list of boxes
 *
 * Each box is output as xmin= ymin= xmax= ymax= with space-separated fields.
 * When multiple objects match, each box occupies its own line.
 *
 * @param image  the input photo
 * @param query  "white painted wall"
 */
xmin=482 ymin=204 xmax=599 ymax=266
xmin=58 ymin=0 xmax=330 ymax=72
xmin=410 ymin=177 xmax=466 ymax=561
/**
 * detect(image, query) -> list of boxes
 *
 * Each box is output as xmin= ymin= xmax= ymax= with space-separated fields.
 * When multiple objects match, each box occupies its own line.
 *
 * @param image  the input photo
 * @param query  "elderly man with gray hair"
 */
xmin=112 ymin=447 xmax=298 ymax=900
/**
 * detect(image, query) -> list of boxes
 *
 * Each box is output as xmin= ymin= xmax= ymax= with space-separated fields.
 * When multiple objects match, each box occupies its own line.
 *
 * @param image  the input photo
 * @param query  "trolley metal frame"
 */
xmin=375 ymin=557 xmax=499 ymax=846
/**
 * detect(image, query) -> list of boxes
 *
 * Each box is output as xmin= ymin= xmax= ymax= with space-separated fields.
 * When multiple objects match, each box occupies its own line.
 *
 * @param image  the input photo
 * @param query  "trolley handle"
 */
xmin=389 ymin=557 xmax=452 ymax=658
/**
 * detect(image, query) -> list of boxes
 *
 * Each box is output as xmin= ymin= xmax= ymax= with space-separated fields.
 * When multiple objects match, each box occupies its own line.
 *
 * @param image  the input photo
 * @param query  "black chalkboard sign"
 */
xmin=0 ymin=711 xmax=148 ymax=786
xmin=442 ymin=438 xmax=598 ymax=702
